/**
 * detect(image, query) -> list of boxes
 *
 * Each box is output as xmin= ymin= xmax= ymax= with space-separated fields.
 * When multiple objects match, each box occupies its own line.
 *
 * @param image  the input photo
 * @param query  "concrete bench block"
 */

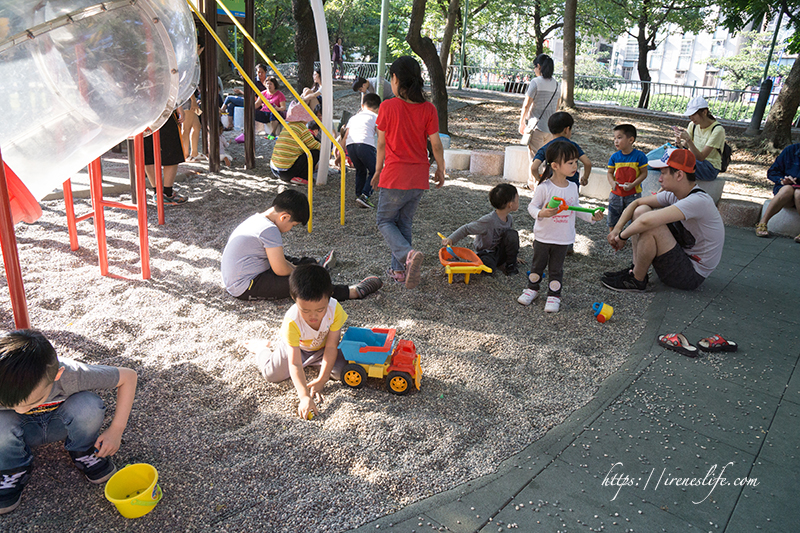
xmin=233 ymin=106 xmax=244 ymax=130
xmin=580 ymin=168 xmax=612 ymax=201
xmin=641 ymin=169 xmax=661 ymax=197
xmin=444 ymin=149 xmax=471 ymax=170
xmin=233 ymin=106 xmax=266 ymax=134
xmin=695 ymin=178 xmax=726 ymax=205
xmin=469 ymin=150 xmax=504 ymax=176
xmin=718 ymin=199 xmax=761 ymax=228
xmin=762 ymin=200 xmax=800 ymax=237
xmin=503 ymin=145 xmax=529 ymax=183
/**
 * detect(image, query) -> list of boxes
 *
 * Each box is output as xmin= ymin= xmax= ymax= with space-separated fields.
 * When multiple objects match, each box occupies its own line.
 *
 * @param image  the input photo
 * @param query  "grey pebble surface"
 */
xmin=1 ymin=97 xmax=652 ymax=532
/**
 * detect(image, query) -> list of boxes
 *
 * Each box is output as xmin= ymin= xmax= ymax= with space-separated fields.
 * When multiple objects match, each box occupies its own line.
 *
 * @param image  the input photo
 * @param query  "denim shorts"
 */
xmin=607 ymin=192 xmax=640 ymax=227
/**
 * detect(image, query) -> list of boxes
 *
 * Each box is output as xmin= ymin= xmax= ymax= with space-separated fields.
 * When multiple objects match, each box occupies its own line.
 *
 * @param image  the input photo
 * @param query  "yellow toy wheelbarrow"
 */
xmin=437 ymin=246 xmax=492 ymax=284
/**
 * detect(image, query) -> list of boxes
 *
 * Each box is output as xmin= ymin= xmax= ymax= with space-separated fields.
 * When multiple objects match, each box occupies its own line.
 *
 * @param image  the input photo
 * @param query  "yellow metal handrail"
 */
xmin=189 ymin=0 xmax=348 ymax=230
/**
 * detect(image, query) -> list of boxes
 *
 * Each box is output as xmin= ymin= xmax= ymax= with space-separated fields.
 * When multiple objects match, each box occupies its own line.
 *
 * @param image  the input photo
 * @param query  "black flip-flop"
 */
xmin=698 ymin=334 xmax=738 ymax=352
xmin=658 ymin=333 xmax=699 ymax=358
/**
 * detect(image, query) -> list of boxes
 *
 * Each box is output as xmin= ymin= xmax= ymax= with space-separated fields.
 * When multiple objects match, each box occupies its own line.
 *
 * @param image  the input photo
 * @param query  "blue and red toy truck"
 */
xmin=337 ymin=327 xmax=422 ymax=395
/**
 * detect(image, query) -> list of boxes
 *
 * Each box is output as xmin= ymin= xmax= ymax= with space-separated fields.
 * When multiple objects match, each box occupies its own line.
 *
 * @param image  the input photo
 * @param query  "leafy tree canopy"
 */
xmin=716 ymin=0 xmax=800 ymax=53
xmin=252 ymin=0 xmax=295 ymax=63
xmin=468 ymin=0 xmax=559 ymax=69
xmin=324 ymin=0 xmax=413 ymax=61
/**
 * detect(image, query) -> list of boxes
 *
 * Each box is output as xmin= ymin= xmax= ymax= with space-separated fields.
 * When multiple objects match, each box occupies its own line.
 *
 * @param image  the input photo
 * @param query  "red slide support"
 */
xmin=62 ymin=132 xmax=155 ymax=279
xmin=0 ymin=147 xmax=30 ymax=329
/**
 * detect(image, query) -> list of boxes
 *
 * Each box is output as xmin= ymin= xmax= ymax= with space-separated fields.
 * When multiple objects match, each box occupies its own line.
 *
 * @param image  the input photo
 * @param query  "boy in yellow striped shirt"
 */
xmin=270 ymin=120 xmax=321 ymax=185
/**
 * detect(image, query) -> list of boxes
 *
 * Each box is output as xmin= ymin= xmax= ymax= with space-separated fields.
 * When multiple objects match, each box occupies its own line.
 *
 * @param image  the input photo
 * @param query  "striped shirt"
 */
xmin=270 ymin=122 xmax=320 ymax=170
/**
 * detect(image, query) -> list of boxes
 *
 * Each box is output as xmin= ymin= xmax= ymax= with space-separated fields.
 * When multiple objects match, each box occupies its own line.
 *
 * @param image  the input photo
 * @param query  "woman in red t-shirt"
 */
xmin=371 ymin=56 xmax=445 ymax=289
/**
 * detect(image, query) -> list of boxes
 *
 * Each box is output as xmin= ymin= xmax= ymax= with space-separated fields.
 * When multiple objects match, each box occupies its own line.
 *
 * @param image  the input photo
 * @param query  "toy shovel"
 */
xmin=548 ymin=196 xmax=605 ymax=215
xmin=437 ymin=232 xmax=470 ymax=262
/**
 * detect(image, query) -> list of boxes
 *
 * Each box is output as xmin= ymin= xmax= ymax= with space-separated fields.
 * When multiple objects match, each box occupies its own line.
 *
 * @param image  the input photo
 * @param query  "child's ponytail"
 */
xmin=389 ymin=56 xmax=427 ymax=103
xmin=538 ymin=163 xmax=553 ymax=185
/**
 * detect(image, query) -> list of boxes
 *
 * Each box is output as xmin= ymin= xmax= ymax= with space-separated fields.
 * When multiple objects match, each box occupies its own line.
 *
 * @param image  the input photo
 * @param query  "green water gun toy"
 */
xmin=547 ymin=196 xmax=605 ymax=215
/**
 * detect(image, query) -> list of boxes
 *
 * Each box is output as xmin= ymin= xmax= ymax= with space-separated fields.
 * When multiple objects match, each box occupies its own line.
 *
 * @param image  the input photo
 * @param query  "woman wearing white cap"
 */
xmin=671 ymin=96 xmax=725 ymax=181
xmin=672 ymin=96 xmax=725 ymax=181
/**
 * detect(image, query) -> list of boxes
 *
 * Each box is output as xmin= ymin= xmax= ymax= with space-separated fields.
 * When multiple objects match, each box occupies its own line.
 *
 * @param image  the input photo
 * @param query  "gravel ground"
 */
xmin=5 ymin=84 xmax=774 ymax=532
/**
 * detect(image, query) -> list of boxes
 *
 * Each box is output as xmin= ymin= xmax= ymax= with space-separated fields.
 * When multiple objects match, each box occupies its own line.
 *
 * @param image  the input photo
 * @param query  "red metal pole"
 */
xmin=0 ymin=149 xmax=30 ymax=329
xmin=133 ymin=133 xmax=151 ymax=279
xmin=63 ymin=178 xmax=80 ymax=251
xmin=153 ymin=129 xmax=164 ymax=225
xmin=87 ymin=158 xmax=109 ymax=276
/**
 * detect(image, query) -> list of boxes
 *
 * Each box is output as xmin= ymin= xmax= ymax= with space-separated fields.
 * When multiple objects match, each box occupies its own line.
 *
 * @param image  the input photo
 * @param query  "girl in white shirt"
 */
xmin=518 ymin=141 xmax=604 ymax=312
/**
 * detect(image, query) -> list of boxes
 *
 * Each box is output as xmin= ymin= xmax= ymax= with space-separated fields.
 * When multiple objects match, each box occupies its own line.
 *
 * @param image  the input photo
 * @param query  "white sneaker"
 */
xmin=517 ymin=288 xmax=538 ymax=305
xmin=544 ymin=296 xmax=561 ymax=313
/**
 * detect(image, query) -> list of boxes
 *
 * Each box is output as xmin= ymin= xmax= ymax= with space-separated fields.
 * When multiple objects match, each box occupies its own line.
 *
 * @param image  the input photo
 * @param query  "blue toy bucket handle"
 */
xmin=592 ymin=302 xmax=603 ymax=316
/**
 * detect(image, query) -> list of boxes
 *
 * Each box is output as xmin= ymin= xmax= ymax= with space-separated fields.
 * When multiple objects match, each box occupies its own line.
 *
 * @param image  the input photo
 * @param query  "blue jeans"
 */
xmin=376 ymin=188 xmax=424 ymax=272
xmin=0 ymin=392 xmax=105 ymax=470
xmin=221 ymin=95 xmax=244 ymax=116
xmin=347 ymin=143 xmax=375 ymax=197
xmin=694 ymin=159 xmax=720 ymax=181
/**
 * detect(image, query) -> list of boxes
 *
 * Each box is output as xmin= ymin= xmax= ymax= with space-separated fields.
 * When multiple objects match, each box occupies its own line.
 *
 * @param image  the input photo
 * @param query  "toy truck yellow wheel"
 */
xmin=386 ymin=371 xmax=412 ymax=395
xmin=342 ymin=364 xmax=366 ymax=389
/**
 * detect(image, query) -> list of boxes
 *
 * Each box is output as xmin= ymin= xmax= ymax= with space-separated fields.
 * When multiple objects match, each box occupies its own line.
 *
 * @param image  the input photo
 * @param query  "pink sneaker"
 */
xmin=386 ymin=267 xmax=405 ymax=284
xmin=405 ymin=250 xmax=424 ymax=289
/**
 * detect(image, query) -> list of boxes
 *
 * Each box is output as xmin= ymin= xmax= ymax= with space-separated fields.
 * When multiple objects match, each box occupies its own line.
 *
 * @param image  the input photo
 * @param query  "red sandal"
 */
xmin=698 ymin=334 xmax=738 ymax=353
xmin=658 ymin=333 xmax=699 ymax=358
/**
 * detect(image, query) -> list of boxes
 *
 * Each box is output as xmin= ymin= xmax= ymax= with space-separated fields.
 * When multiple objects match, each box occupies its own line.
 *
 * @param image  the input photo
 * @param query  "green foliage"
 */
xmin=235 ymin=0 xmax=414 ymax=64
xmin=575 ymin=41 xmax=620 ymax=90
xmin=468 ymin=0 xmax=561 ymax=69
xmin=586 ymin=0 xmax=711 ymax=72
xmin=706 ymin=31 xmax=789 ymax=90
xmin=716 ymin=0 xmax=800 ymax=54
xmin=592 ymin=0 xmax=709 ymax=43
xmin=250 ymin=0 xmax=295 ymax=62
xmin=324 ymin=0 xmax=412 ymax=61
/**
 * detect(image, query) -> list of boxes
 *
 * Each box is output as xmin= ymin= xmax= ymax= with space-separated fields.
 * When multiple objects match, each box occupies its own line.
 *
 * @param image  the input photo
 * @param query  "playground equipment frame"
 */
xmin=189 ymin=0 xmax=348 ymax=232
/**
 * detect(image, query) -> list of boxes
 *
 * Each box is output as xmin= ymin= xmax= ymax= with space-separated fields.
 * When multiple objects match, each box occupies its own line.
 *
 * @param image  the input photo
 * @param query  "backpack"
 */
xmin=690 ymin=123 xmax=732 ymax=172
xmin=667 ymin=188 xmax=708 ymax=249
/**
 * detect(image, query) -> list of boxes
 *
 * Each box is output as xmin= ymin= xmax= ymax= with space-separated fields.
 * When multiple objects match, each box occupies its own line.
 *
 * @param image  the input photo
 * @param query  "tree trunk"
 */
xmin=439 ymin=0 xmax=460 ymax=74
xmin=533 ymin=0 xmax=543 ymax=56
xmin=636 ymin=31 xmax=651 ymax=108
xmin=292 ymin=0 xmax=318 ymax=90
xmin=561 ymin=0 xmax=577 ymax=108
xmin=407 ymin=0 xmax=449 ymax=134
xmin=759 ymin=56 xmax=800 ymax=150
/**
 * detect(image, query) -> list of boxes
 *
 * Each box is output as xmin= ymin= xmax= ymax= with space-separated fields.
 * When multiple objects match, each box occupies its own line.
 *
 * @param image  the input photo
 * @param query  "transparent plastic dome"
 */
xmin=0 ymin=0 xmax=197 ymax=203
xmin=150 ymin=0 xmax=199 ymax=107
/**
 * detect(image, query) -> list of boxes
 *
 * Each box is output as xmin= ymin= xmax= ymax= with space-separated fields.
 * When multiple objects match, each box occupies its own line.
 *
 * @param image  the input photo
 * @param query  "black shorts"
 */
xmin=652 ymin=243 xmax=706 ymax=290
xmin=236 ymin=264 xmax=350 ymax=301
xmin=144 ymin=113 xmax=185 ymax=166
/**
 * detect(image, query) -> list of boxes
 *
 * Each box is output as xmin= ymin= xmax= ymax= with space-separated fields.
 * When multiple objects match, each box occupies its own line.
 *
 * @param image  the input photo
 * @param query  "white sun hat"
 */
xmin=684 ymin=96 xmax=709 ymax=116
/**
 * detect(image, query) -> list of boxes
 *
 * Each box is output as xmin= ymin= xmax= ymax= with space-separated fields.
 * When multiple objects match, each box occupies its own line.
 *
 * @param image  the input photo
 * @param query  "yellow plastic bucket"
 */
xmin=104 ymin=463 xmax=163 ymax=519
